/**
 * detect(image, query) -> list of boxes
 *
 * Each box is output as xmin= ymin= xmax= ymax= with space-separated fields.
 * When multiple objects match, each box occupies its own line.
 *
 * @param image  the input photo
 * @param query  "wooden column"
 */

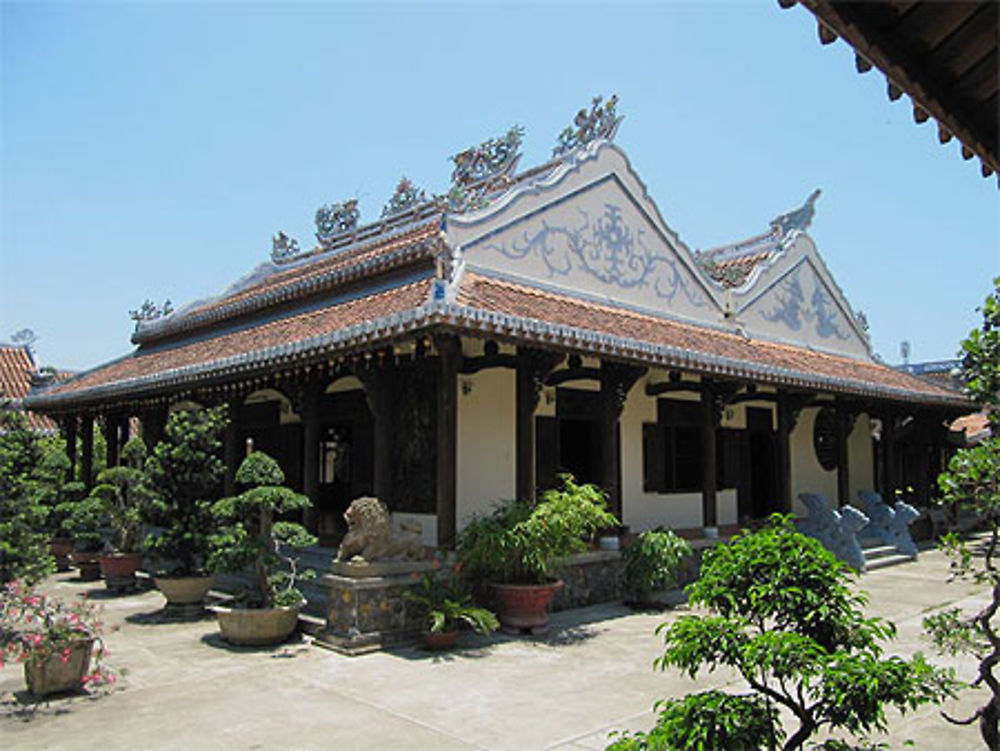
xmin=80 ymin=415 xmax=94 ymax=489
xmin=599 ymin=362 xmax=646 ymax=519
xmin=776 ymin=394 xmax=793 ymax=512
xmin=835 ymin=400 xmax=851 ymax=506
xmin=104 ymin=414 xmax=120 ymax=468
xmin=354 ymin=357 xmax=396 ymax=505
xmin=515 ymin=348 xmax=563 ymax=503
xmin=300 ymin=385 xmax=322 ymax=532
xmin=435 ymin=335 xmax=460 ymax=549
xmin=141 ymin=408 xmax=166 ymax=454
xmin=223 ymin=406 xmax=240 ymax=498
xmin=700 ymin=380 xmax=719 ymax=531
xmin=62 ymin=416 xmax=78 ymax=480
xmin=882 ymin=412 xmax=897 ymax=501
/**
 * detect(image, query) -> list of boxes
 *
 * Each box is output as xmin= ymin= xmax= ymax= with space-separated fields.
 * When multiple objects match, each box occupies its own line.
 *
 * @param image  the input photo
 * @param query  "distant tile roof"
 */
xmin=0 ymin=345 xmax=61 ymax=432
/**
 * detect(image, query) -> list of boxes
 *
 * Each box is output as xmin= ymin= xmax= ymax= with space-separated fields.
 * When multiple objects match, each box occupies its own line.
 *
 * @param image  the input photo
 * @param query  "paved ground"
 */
xmin=0 ymin=546 xmax=992 ymax=751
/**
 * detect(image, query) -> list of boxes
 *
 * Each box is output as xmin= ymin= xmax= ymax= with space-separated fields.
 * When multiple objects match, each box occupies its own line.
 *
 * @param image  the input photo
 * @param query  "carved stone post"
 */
xmin=599 ymin=361 xmax=646 ymax=518
xmin=435 ymin=335 xmax=461 ymax=549
xmin=700 ymin=380 xmax=719 ymax=532
xmin=516 ymin=348 xmax=563 ymax=503
xmin=80 ymin=414 xmax=94 ymax=489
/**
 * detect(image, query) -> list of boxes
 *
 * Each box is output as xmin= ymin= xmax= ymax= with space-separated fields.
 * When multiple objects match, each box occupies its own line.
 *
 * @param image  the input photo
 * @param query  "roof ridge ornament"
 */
xmin=316 ymin=199 xmax=360 ymax=246
xmin=449 ymin=125 xmax=524 ymax=188
xmin=553 ymin=94 xmax=622 ymax=157
xmin=129 ymin=299 xmax=173 ymax=329
xmin=382 ymin=176 xmax=428 ymax=218
xmin=769 ymin=188 xmax=822 ymax=239
xmin=271 ymin=231 xmax=301 ymax=264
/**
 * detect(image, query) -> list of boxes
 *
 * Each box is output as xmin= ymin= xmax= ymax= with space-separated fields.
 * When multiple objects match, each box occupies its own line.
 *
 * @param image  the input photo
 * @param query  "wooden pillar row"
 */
xmin=515 ymin=348 xmax=564 ymax=503
xmin=62 ymin=416 xmax=78 ymax=480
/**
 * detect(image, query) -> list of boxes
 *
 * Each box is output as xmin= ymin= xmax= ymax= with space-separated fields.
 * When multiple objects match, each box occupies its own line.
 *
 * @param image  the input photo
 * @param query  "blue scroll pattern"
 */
xmin=761 ymin=269 xmax=849 ymax=340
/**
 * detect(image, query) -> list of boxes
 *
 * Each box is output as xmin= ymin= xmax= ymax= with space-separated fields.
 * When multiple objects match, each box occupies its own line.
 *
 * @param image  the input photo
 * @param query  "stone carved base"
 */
xmin=857 ymin=490 xmax=920 ymax=558
xmin=797 ymin=493 xmax=869 ymax=572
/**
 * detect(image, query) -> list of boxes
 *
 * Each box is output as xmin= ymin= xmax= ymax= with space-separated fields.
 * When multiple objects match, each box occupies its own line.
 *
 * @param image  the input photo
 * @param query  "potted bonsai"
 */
xmin=457 ymin=475 xmax=618 ymax=635
xmin=32 ymin=449 xmax=86 ymax=571
xmin=142 ymin=406 xmax=227 ymax=606
xmin=63 ymin=494 xmax=107 ymax=581
xmin=92 ymin=438 xmax=148 ymax=591
xmin=404 ymin=573 xmax=499 ymax=650
xmin=620 ymin=528 xmax=693 ymax=609
xmin=207 ymin=451 xmax=317 ymax=646
xmin=0 ymin=580 xmax=114 ymax=697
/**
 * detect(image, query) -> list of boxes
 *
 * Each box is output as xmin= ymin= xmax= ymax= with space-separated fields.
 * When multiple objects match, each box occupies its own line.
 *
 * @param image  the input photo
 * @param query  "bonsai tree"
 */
xmin=0 ymin=411 xmax=52 ymax=584
xmin=208 ymin=451 xmax=317 ymax=608
xmin=90 ymin=438 xmax=148 ymax=554
xmin=143 ymin=406 xmax=227 ymax=577
xmin=62 ymin=495 xmax=106 ymax=554
xmin=405 ymin=573 xmax=499 ymax=636
xmin=621 ymin=528 xmax=693 ymax=606
xmin=30 ymin=449 xmax=79 ymax=537
xmin=923 ymin=276 xmax=1000 ymax=749
xmin=608 ymin=516 xmax=955 ymax=751
xmin=458 ymin=475 xmax=619 ymax=584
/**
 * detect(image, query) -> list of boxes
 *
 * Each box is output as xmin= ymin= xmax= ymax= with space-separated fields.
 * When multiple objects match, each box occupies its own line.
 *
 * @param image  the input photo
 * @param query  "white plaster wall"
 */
xmin=790 ymin=407 xmax=837 ymax=516
xmin=620 ymin=375 xmax=736 ymax=531
xmin=456 ymin=368 xmax=516 ymax=529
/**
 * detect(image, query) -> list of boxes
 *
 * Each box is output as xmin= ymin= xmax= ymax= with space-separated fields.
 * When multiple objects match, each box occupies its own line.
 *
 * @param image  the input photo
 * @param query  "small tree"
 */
xmin=924 ymin=277 xmax=1000 ymax=749
xmin=609 ymin=516 xmax=954 ymax=751
xmin=208 ymin=451 xmax=316 ymax=608
xmin=142 ymin=406 xmax=226 ymax=576
xmin=0 ymin=412 xmax=53 ymax=584
xmin=90 ymin=438 xmax=148 ymax=554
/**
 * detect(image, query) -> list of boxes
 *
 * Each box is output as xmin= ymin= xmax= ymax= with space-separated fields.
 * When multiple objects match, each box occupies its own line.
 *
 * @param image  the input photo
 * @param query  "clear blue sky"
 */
xmin=2 ymin=1 xmax=998 ymax=372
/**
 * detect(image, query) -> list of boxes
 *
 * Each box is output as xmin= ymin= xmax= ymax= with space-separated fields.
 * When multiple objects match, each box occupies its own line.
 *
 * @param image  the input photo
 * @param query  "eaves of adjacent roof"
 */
xmin=26 ymin=274 xmax=970 ymax=413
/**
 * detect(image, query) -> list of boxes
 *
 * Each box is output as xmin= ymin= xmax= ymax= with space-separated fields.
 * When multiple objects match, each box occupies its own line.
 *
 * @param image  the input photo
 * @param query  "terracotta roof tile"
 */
xmin=457 ymin=273 xmax=962 ymax=403
xmin=0 ymin=345 xmax=59 ymax=432
xmin=43 ymin=279 xmax=432 ymax=402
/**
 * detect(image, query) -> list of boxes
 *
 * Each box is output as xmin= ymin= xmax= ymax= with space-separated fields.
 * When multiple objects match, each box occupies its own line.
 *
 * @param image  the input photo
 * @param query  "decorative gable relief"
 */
xmin=450 ymin=144 xmax=720 ymax=324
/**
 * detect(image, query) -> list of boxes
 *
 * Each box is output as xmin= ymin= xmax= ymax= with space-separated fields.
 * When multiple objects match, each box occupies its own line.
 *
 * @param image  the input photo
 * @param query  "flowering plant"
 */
xmin=0 ymin=580 xmax=114 ymax=687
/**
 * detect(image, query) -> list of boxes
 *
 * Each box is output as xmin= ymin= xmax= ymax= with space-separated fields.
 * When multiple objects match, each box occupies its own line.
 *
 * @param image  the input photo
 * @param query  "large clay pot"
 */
xmin=100 ymin=552 xmax=143 ymax=592
xmin=423 ymin=630 xmax=459 ymax=650
xmin=214 ymin=604 xmax=301 ymax=646
xmin=49 ymin=537 xmax=74 ymax=572
xmin=154 ymin=575 xmax=213 ymax=605
xmin=491 ymin=580 xmax=564 ymax=635
xmin=70 ymin=552 xmax=102 ymax=581
xmin=24 ymin=639 xmax=93 ymax=697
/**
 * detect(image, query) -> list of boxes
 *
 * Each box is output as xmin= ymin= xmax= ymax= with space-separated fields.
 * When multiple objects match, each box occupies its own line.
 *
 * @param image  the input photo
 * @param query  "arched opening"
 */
xmin=241 ymin=388 xmax=303 ymax=493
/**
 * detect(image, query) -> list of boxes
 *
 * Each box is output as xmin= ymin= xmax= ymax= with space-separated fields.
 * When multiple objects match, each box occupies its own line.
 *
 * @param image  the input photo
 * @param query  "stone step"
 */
xmin=862 ymin=544 xmax=902 ymax=560
xmin=865 ymin=552 xmax=916 ymax=571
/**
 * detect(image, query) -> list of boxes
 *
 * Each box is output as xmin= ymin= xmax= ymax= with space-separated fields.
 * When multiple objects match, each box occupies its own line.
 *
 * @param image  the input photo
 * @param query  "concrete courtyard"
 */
xmin=0 ymin=545 xmax=992 ymax=751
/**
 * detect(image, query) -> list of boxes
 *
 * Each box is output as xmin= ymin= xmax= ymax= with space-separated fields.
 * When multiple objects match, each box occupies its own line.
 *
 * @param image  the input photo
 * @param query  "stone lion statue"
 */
xmin=335 ymin=497 xmax=425 ymax=563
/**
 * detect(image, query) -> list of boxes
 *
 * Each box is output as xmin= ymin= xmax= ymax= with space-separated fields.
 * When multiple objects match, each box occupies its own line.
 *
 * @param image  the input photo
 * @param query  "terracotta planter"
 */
xmin=100 ymin=552 xmax=143 ymax=591
xmin=154 ymin=575 xmax=213 ymax=605
xmin=70 ymin=552 xmax=102 ymax=581
xmin=23 ymin=638 xmax=93 ymax=697
xmin=491 ymin=580 xmax=564 ymax=635
xmin=423 ymin=630 xmax=459 ymax=650
xmin=49 ymin=537 xmax=74 ymax=572
xmin=213 ymin=604 xmax=301 ymax=646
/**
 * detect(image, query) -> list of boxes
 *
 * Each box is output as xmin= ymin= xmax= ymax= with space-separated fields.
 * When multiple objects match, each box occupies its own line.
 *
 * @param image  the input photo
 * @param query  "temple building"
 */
xmin=25 ymin=98 xmax=971 ymax=547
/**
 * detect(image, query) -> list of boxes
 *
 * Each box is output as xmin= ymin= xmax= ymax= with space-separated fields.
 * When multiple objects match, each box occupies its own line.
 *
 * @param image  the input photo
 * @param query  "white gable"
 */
xmin=446 ymin=142 xmax=723 ymax=325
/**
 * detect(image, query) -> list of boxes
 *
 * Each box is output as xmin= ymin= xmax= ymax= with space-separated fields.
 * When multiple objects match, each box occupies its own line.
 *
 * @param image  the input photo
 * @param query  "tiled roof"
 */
xmin=35 ymin=279 xmax=433 ymax=407
xmin=0 ymin=345 xmax=60 ymax=432
xmin=133 ymin=216 xmax=443 ymax=345
xmin=455 ymin=272 xmax=966 ymax=406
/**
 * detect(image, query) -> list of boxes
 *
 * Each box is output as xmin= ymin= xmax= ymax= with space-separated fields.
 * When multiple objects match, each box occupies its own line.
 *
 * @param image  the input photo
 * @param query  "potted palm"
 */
xmin=92 ymin=438 xmax=148 ymax=591
xmin=458 ymin=475 xmax=618 ymax=635
xmin=404 ymin=573 xmax=499 ymax=650
xmin=142 ymin=406 xmax=227 ymax=606
xmin=0 ymin=580 xmax=114 ymax=696
xmin=208 ymin=451 xmax=316 ymax=646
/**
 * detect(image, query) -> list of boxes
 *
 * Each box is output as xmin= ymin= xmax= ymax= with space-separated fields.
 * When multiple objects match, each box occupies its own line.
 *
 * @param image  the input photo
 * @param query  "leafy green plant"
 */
xmin=208 ymin=451 xmax=317 ymax=608
xmin=90 ymin=438 xmax=148 ymax=554
xmin=0 ymin=411 xmax=53 ymax=584
xmin=63 ymin=495 xmax=106 ymax=553
xmin=404 ymin=573 xmax=499 ymax=635
xmin=608 ymin=516 xmax=955 ymax=751
xmin=621 ymin=528 xmax=693 ymax=605
xmin=457 ymin=475 xmax=618 ymax=585
xmin=142 ymin=406 xmax=226 ymax=576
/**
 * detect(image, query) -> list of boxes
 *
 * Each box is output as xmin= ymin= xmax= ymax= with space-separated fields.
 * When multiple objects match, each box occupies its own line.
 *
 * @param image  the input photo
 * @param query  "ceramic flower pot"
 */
xmin=49 ymin=537 xmax=74 ymax=572
xmin=100 ymin=552 xmax=143 ymax=592
xmin=423 ymin=630 xmax=459 ymax=650
xmin=213 ymin=604 xmax=302 ymax=646
xmin=23 ymin=638 xmax=93 ymax=697
xmin=70 ymin=552 xmax=102 ymax=581
xmin=154 ymin=575 xmax=213 ymax=605
xmin=491 ymin=580 xmax=564 ymax=635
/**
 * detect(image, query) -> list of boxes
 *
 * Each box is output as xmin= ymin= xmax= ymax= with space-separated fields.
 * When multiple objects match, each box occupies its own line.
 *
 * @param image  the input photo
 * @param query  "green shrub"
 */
xmin=621 ymin=529 xmax=693 ymax=605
